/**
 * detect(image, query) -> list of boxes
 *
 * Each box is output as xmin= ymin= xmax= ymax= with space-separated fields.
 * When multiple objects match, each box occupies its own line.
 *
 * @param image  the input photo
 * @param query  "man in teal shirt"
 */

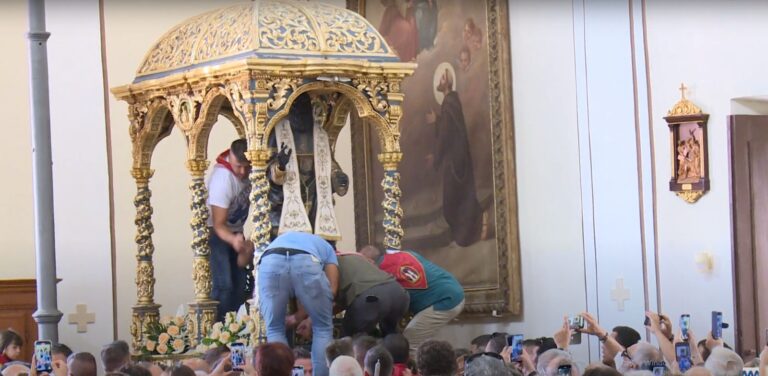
xmin=359 ymin=246 xmax=465 ymax=353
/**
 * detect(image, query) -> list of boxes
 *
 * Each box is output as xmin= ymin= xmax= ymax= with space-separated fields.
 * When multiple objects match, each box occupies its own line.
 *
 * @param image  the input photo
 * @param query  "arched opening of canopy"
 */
xmin=189 ymin=91 xmax=246 ymax=163
xmin=259 ymin=82 xmax=397 ymax=157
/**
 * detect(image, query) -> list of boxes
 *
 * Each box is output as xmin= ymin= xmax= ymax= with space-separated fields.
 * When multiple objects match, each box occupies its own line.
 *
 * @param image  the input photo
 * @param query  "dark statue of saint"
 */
xmin=267 ymin=93 xmax=349 ymax=240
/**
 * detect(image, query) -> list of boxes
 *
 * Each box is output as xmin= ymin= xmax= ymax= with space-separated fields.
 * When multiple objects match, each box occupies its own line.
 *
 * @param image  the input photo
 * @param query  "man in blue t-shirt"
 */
xmin=359 ymin=245 xmax=465 ymax=353
xmin=258 ymin=231 xmax=339 ymax=376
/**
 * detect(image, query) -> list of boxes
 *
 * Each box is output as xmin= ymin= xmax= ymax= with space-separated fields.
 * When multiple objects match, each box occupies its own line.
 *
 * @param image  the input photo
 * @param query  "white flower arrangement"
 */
xmin=141 ymin=316 xmax=188 ymax=355
xmin=197 ymin=312 xmax=255 ymax=352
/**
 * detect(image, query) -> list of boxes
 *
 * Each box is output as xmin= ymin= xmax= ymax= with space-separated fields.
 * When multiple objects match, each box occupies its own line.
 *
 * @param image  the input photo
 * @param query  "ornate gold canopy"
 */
xmin=135 ymin=1 xmax=399 ymax=80
xmin=111 ymin=0 xmax=415 ymax=354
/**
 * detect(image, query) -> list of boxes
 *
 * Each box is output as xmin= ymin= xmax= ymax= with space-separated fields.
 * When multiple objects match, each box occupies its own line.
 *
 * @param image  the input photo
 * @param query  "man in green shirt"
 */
xmin=335 ymin=253 xmax=410 ymax=336
xmin=288 ymin=253 xmax=410 ymax=338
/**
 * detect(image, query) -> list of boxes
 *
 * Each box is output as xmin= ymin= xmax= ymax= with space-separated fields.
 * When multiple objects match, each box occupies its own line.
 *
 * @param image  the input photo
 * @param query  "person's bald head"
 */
xmin=358 ymin=245 xmax=382 ymax=261
xmin=329 ymin=355 xmax=364 ymax=376
xmin=68 ymin=352 xmax=97 ymax=376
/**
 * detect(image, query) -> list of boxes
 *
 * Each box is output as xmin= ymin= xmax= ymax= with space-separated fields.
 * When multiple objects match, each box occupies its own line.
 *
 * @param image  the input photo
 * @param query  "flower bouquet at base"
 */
xmin=197 ymin=312 xmax=256 ymax=353
xmin=140 ymin=316 xmax=189 ymax=355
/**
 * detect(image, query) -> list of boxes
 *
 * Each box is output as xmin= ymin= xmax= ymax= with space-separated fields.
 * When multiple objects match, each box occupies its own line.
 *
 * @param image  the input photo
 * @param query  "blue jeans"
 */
xmin=258 ymin=253 xmax=333 ymax=376
xmin=209 ymin=231 xmax=247 ymax=322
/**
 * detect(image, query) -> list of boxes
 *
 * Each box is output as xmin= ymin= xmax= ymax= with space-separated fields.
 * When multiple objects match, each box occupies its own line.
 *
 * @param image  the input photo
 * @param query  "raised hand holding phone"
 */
xmin=711 ymin=311 xmax=723 ymax=340
xmin=555 ymin=316 xmax=574 ymax=348
xmin=34 ymin=340 xmax=53 ymax=374
xmin=675 ymin=343 xmax=693 ymax=373
xmin=567 ymin=315 xmax=583 ymax=345
xmin=507 ymin=334 xmax=524 ymax=361
xmin=230 ymin=343 xmax=246 ymax=372
xmin=680 ymin=314 xmax=691 ymax=341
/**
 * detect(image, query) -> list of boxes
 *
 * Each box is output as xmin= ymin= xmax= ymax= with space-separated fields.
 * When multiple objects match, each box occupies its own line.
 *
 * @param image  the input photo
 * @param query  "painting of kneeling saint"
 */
xmin=350 ymin=0 xmax=520 ymax=314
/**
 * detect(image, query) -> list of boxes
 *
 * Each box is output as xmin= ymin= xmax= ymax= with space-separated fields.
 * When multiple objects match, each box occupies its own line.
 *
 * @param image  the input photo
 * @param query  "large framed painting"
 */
xmin=346 ymin=0 xmax=521 ymax=314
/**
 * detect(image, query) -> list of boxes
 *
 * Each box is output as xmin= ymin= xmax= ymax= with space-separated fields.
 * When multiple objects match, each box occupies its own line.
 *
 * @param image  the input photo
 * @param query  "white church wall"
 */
xmin=576 ymin=0 xmax=650 ymax=352
xmin=0 ymin=0 xmax=35 ymax=279
xmin=645 ymin=0 xmax=768 ymax=347
xmin=46 ymin=0 xmax=115 ymax=355
xmin=429 ymin=0 xmax=591 ymax=360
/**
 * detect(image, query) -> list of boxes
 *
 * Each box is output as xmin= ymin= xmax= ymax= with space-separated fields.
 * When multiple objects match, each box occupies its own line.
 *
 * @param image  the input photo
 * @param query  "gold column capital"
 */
xmin=378 ymin=152 xmax=402 ymax=169
xmin=245 ymin=150 xmax=271 ymax=167
xmin=186 ymin=159 xmax=210 ymax=177
xmin=131 ymin=167 xmax=154 ymax=183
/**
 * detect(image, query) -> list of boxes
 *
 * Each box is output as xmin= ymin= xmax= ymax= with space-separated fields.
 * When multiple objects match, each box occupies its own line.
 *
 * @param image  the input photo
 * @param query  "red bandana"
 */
xmin=216 ymin=150 xmax=234 ymax=173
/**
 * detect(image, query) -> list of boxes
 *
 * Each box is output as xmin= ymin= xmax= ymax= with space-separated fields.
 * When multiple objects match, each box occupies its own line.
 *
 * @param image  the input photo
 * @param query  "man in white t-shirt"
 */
xmin=207 ymin=139 xmax=253 ymax=321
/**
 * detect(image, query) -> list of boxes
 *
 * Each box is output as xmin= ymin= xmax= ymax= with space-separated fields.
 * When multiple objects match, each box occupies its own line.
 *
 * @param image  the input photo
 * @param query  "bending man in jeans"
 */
xmin=258 ymin=231 xmax=339 ymax=376
xmin=359 ymin=246 xmax=465 ymax=354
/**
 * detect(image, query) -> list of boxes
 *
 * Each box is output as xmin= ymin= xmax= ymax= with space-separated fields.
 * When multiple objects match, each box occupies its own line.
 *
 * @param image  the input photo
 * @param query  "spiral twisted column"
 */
xmin=130 ymin=167 xmax=161 ymax=353
xmin=244 ymin=149 xmax=271 ymax=336
xmin=379 ymin=152 xmax=404 ymax=250
xmin=186 ymin=159 xmax=217 ymax=346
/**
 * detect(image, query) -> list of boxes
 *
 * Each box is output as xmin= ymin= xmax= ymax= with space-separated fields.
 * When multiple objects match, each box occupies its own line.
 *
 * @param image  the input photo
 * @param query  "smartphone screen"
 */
xmin=230 ymin=343 xmax=246 ymax=371
xmin=680 ymin=314 xmax=691 ymax=341
xmin=569 ymin=315 xmax=584 ymax=330
xmin=711 ymin=311 xmax=723 ymax=339
xmin=291 ymin=366 xmax=304 ymax=376
xmin=675 ymin=343 xmax=692 ymax=373
xmin=34 ymin=340 xmax=53 ymax=373
xmin=507 ymin=334 xmax=524 ymax=361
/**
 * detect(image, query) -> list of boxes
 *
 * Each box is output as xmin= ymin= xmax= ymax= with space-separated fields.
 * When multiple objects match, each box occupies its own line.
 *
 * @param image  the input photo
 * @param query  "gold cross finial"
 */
xmin=679 ymin=83 xmax=688 ymax=100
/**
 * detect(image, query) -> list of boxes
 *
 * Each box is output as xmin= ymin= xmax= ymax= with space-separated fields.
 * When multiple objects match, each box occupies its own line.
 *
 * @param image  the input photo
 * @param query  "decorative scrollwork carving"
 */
xmin=129 ymin=103 xmax=149 ymax=143
xmin=130 ymin=313 xmax=140 ymax=351
xmin=223 ymin=80 xmax=254 ymax=133
xmin=169 ymin=93 xmax=203 ymax=133
xmin=676 ymin=190 xmax=704 ymax=204
xmin=259 ymin=2 xmax=321 ymax=52
xmin=380 ymin=168 xmax=403 ymax=250
xmin=303 ymin=3 xmax=388 ymax=54
xmin=266 ymin=78 xmax=301 ymax=111
xmin=194 ymin=4 xmax=254 ymax=62
xmin=138 ymin=9 xmax=209 ymax=75
xmin=191 ymin=257 xmax=212 ymax=300
xmin=388 ymin=80 xmax=402 ymax=94
xmin=130 ymin=308 xmax=160 ymax=353
xmin=136 ymin=261 xmax=156 ymax=305
xmin=353 ymin=78 xmax=389 ymax=113
xmin=188 ymin=165 xmax=210 ymax=260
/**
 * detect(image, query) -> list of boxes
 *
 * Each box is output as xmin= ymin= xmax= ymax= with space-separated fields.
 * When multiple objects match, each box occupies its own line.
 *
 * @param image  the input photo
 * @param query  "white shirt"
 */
xmin=206 ymin=161 xmax=251 ymax=233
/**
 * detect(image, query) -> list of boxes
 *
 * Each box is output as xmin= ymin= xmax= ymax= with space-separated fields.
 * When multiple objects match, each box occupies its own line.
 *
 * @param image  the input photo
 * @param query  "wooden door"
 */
xmin=0 ymin=279 xmax=38 ymax=362
xmin=730 ymin=115 xmax=768 ymax=359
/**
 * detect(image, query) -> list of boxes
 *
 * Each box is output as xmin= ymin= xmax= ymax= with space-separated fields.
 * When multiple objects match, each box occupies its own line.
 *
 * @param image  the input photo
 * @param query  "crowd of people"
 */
xmin=2 ymin=136 xmax=764 ymax=376
xmin=2 ymin=310 xmax=767 ymax=376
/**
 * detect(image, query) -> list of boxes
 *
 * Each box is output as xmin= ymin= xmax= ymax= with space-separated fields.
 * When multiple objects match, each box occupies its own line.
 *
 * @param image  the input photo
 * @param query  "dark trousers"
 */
xmin=209 ymin=230 xmax=247 ymax=322
xmin=342 ymin=280 xmax=410 ymax=337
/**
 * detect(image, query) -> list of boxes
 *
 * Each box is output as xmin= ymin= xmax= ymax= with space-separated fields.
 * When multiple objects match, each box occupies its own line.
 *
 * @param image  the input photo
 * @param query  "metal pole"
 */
xmin=27 ymin=0 xmax=62 ymax=342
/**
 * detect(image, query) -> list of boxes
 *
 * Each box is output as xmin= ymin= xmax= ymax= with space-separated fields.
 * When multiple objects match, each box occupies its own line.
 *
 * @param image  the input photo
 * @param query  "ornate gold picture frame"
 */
xmin=347 ymin=0 xmax=521 ymax=315
xmin=664 ymin=84 xmax=710 ymax=204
